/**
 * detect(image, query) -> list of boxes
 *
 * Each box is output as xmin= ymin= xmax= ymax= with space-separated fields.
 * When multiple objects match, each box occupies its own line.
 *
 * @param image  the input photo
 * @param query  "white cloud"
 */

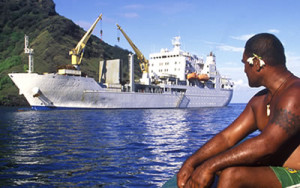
xmin=233 ymin=79 xmax=249 ymax=88
xmin=217 ymin=44 xmax=244 ymax=52
xmin=123 ymin=12 xmax=139 ymax=18
xmin=204 ymin=41 xmax=244 ymax=52
xmin=231 ymin=34 xmax=255 ymax=41
xmin=231 ymin=30 xmax=279 ymax=42
xmin=119 ymin=4 xmax=141 ymax=18
xmin=267 ymin=29 xmax=280 ymax=34
xmin=123 ymin=4 xmax=144 ymax=10
xmin=286 ymin=53 xmax=300 ymax=76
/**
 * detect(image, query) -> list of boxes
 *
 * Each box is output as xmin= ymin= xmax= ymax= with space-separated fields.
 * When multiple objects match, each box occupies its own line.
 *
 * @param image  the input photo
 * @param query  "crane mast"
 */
xmin=116 ymin=24 xmax=150 ymax=85
xmin=69 ymin=14 xmax=102 ymax=69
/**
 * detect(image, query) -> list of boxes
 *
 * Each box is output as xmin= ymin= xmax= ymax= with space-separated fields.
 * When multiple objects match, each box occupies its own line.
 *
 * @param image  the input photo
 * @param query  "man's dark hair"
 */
xmin=244 ymin=33 xmax=286 ymax=66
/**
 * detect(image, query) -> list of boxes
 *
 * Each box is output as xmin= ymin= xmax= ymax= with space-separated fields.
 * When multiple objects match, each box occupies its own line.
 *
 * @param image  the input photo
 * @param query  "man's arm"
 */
xmin=177 ymin=98 xmax=259 ymax=188
xmin=186 ymin=91 xmax=300 ymax=187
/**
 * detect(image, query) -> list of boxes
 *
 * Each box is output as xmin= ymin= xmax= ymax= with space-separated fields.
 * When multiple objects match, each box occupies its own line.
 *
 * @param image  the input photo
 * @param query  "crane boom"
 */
xmin=69 ymin=14 xmax=102 ymax=67
xmin=116 ymin=24 xmax=148 ymax=74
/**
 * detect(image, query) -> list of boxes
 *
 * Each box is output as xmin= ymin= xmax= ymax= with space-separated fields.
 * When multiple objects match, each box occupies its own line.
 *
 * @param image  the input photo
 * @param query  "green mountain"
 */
xmin=0 ymin=0 xmax=140 ymax=106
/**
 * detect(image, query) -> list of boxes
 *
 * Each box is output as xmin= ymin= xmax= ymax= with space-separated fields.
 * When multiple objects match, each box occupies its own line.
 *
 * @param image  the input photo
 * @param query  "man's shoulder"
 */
xmin=254 ymin=88 xmax=268 ymax=97
xmin=277 ymin=77 xmax=300 ymax=108
xmin=247 ymin=89 xmax=268 ymax=109
xmin=282 ymin=76 xmax=300 ymax=95
xmin=250 ymin=89 xmax=268 ymax=103
xmin=290 ymin=77 xmax=300 ymax=89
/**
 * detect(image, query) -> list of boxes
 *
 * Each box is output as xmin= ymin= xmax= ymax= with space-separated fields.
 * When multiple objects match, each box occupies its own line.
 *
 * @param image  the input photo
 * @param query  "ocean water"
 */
xmin=0 ymin=104 xmax=253 ymax=187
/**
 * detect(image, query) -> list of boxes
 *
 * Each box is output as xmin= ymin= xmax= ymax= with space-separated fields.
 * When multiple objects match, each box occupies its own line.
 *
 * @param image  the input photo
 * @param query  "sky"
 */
xmin=53 ymin=0 xmax=300 ymax=103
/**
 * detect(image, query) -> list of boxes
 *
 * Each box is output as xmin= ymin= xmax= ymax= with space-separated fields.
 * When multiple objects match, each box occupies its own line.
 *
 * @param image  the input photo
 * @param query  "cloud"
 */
xmin=218 ymin=66 xmax=250 ymax=89
xmin=231 ymin=30 xmax=280 ymax=41
xmin=154 ymin=2 xmax=193 ymax=15
xmin=267 ymin=29 xmax=280 ymax=34
xmin=123 ymin=12 xmax=139 ymax=18
xmin=233 ymin=79 xmax=249 ymax=88
xmin=231 ymin=34 xmax=255 ymax=41
xmin=286 ymin=53 xmax=300 ymax=76
xmin=217 ymin=44 xmax=244 ymax=52
xmin=119 ymin=3 xmax=143 ymax=19
xmin=204 ymin=41 xmax=244 ymax=53
xmin=123 ymin=4 xmax=144 ymax=10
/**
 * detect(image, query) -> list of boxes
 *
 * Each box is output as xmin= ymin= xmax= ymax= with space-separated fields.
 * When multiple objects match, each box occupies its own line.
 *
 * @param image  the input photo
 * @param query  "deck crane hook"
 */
xmin=100 ymin=19 xmax=103 ymax=40
xmin=117 ymin=26 xmax=120 ymax=42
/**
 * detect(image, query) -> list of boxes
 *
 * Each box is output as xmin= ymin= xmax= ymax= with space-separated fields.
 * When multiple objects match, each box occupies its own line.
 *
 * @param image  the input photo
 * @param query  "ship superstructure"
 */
xmin=148 ymin=36 xmax=232 ymax=90
xmin=9 ymin=15 xmax=233 ymax=110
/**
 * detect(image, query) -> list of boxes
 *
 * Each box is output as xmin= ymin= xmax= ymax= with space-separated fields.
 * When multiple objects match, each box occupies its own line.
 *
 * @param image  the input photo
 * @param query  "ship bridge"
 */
xmin=149 ymin=36 xmax=204 ymax=83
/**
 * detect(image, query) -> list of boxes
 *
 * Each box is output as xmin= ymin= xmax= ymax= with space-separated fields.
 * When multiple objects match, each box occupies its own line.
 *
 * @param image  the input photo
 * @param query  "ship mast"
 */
xmin=24 ymin=35 xmax=34 ymax=73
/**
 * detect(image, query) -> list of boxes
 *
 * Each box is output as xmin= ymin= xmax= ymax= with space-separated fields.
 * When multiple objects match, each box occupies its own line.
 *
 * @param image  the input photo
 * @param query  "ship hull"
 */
xmin=9 ymin=73 xmax=233 ymax=110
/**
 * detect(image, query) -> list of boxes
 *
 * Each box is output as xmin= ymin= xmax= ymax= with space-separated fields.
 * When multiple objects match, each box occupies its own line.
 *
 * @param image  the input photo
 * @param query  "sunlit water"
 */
xmin=0 ymin=104 xmax=252 ymax=187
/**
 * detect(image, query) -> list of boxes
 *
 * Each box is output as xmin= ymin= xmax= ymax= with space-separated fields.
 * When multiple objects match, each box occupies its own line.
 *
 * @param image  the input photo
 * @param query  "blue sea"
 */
xmin=0 ymin=104 xmax=254 ymax=187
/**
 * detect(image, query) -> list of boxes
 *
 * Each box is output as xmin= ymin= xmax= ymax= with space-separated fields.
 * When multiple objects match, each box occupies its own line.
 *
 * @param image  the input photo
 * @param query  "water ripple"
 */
xmin=0 ymin=104 xmax=247 ymax=187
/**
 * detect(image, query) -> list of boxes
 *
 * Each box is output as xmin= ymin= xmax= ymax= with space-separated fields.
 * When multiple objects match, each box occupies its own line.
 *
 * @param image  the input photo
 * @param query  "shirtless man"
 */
xmin=177 ymin=33 xmax=300 ymax=188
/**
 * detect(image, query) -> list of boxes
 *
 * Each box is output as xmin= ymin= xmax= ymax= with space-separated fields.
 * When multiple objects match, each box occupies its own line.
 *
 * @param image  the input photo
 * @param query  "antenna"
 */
xmin=24 ymin=35 xmax=34 ymax=73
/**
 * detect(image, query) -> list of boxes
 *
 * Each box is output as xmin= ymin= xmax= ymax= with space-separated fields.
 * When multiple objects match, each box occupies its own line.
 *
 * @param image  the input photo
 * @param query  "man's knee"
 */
xmin=221 ymin=167 xmax=244 ymax=178
xmin=218 ymin=167 xmax=246 ymax=186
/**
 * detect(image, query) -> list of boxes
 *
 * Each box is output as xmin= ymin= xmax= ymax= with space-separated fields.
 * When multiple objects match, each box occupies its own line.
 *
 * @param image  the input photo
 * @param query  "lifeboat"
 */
xmin=187 ymin=72 xmax=197 ymax=80
xmin=197 ymin=74 xmax=209 ymax=81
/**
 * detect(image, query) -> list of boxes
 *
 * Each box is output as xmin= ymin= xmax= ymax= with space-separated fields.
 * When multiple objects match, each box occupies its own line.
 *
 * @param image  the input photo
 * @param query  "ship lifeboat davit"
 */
xmin=187 ymin=72 xmax=197 ymax=80
xmin=197 ymin=74 xmax=209 ymax=81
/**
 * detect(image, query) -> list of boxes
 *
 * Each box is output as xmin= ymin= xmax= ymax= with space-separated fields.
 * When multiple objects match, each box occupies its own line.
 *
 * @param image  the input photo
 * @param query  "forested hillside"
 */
xmin=0 ymin=0 xmax=139 ymax=106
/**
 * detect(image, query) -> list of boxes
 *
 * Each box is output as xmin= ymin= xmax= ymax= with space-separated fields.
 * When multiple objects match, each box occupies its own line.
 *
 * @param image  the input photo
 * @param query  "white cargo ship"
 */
xmin=9 ymin=15 xmax=233 ymax=110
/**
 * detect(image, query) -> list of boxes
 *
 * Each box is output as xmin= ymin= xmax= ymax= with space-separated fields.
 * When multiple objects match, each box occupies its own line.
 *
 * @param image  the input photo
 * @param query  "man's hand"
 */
xmin=186 ymin=163 xmax=215 ymax=188
xmin=177 ymin=162 xmax=194 ymax=188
